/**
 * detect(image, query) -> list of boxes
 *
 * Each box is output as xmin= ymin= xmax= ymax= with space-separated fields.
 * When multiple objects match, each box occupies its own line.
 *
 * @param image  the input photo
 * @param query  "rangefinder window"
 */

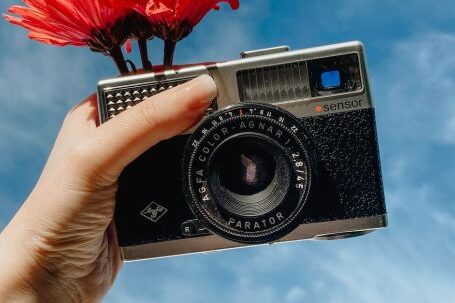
xmin=308 ymin=53 xmax=362 ymax=97
xmin=237 ymin=61 xmax=310 ymax=103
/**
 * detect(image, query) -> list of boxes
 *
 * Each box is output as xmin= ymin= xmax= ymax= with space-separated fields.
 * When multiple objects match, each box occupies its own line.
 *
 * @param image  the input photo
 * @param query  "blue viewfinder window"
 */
xmin=321 ymin=70 xmax=341 ymax=89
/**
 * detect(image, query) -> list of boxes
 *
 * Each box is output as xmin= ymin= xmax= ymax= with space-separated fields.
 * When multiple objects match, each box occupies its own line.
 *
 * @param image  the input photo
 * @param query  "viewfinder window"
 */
xmin=308 ymin=53 xmax=363 ymax=97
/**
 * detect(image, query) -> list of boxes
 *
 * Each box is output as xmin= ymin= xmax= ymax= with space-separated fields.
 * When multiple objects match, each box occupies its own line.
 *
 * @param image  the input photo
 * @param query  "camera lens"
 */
xmin=208 ymin=134 xmax=291 ymax=217
xmin=183 ymin=103 xmax=316 ymax=244
xmin=216 ymin=136 xmax=276 ymax=196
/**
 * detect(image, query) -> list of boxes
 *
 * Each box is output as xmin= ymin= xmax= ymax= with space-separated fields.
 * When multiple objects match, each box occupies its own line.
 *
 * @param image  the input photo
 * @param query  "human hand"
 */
xmin=0 ymin=75 xmax=217 ymax=302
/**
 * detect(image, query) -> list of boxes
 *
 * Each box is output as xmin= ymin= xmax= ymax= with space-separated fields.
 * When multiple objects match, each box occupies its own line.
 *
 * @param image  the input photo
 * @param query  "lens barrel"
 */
xmin=183 ymin=103 xmax=315 ymax=244
xmin=208 ymin=133 xmax=292 ymax=218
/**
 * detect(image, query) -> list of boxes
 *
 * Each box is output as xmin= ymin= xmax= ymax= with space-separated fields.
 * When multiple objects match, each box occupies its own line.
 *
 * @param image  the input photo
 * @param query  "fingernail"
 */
xmin=192 ymin=74 xmax=217 ymax=97
xmin=184 ymin=75 xmax=217 ymax=111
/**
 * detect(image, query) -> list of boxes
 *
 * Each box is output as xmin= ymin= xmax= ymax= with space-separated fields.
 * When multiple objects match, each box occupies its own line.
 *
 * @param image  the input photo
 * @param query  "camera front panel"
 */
xmin=114 ymin=135 xmax=208 ymax=247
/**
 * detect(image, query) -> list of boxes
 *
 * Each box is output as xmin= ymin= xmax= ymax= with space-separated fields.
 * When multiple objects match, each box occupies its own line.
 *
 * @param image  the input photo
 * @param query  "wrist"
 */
xmin=0 ymin=208 xmax=81 ymax=303
xmin=0 ymin=270 xmax=79 ymax=303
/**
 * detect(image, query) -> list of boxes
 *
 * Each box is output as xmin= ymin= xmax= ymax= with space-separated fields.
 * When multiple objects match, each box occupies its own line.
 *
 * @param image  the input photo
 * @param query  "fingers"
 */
xmin=89 ymin=75 xmax=217 ymax=176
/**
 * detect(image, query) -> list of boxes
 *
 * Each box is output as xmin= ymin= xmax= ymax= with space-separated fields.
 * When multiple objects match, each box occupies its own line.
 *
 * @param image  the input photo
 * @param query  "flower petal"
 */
xmin=4 ymin=0 xmax=129 ymax=51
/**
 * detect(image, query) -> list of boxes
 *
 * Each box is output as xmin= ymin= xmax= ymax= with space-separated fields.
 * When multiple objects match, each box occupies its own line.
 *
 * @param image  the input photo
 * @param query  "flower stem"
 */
xmin=163 ymin=40 xmax=177 ymax=69
xmin=138 ymin=38 xmax=152 ymax=71
xmin=109 ymin=46 xmax=129 ymax=75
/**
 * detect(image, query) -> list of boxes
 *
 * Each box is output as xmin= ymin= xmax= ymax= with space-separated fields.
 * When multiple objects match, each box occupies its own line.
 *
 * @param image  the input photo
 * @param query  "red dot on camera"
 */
xmin=315 ymin=105 xmax=322 ymax=112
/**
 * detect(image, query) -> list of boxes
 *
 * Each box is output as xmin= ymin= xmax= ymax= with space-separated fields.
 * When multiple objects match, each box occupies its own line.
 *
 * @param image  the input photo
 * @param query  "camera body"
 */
xmin=97 ymin=41 xmax=387 ymax=261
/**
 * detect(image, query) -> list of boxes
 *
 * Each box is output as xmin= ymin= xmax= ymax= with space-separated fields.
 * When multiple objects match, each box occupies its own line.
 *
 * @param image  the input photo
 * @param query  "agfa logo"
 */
xmin=140 ymin=202 xmax=168 ymax=223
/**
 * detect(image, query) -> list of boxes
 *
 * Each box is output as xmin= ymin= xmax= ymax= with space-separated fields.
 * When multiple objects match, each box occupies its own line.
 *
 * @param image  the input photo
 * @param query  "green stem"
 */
xmin=163 ymin=40 xmax=177 ymax=69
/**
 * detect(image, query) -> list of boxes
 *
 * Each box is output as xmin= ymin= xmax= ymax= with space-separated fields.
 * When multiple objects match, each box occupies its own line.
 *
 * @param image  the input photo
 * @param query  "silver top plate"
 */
xmin=97 ymin=41 xmax=373 ymax=123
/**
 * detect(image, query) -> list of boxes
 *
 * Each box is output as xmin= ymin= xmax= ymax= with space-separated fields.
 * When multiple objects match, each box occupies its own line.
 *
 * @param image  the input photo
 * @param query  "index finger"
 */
xmin=90 ymin=75 xmax=217 ymax=176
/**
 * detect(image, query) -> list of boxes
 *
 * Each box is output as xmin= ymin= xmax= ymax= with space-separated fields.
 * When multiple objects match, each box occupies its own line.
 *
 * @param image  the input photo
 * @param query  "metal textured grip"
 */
xmin=100 ymin=77 xmax=195 ymax=122
xmin=237 ymin=60 xmax=310 ymax=103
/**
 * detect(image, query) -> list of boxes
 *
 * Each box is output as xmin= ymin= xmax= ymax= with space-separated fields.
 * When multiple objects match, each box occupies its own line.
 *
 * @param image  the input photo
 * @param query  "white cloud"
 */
xmin=222 ymin=184 xmax=455 ymax=303
xmin=0 ymin=25 xmax=105 ymax=175
xmin=176 ymin=0 xmax=268 ymax=63
xmin=441 ymin=115 xmax=455 ymax=144
xmin=431 ymin=210 xmax=455 ymax=231
xmin=377 ymin=32 xmax=455 ymax=146
xmin=286 ymin=286 xmax=307 ymax=302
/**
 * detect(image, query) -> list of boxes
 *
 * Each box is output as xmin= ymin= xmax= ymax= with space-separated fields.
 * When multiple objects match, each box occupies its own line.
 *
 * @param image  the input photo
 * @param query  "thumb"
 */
xmin=89 ymin=75 xmax=217 ymax=177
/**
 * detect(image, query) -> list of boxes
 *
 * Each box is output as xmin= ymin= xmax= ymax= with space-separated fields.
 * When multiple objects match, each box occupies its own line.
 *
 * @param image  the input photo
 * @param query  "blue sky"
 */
xmin=1 ymin=0 xmax=455 ymax=302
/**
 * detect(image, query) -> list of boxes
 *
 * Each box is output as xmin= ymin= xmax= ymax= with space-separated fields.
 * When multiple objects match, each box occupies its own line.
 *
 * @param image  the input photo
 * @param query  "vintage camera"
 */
xmin=97 ymin=41 xmax=387 ymax=261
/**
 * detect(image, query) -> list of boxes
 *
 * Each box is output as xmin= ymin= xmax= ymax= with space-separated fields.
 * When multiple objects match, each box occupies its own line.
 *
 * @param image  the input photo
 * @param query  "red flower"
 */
xmin=140 ymin=0 xmax=240 ymax=68
xmin=4 ymin=0 xmax=129 ymax=50
xmin=108 ymin=0 xmax=240 ymax=68
xmin=104 ymin=0 xmax=155 ymax=70
xmin=5 ymin=0 xmax=241 ymax=72
xmin=144 ymin=0 xmax=240 ymax=41
xmin=107 ymin=0 xmax=239 ymax=42
xmin=106 ymin=0 xmax=153 ymax=39
xmin=4 ymin=0 xmax=131 ymax=73
xmin=149 ymin=0 xmax=240 ymax=26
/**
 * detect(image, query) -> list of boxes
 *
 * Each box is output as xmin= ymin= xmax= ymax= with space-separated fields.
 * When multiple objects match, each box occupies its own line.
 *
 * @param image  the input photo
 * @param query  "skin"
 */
xmin=0 ymin=75 xmax=217 ymax=302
